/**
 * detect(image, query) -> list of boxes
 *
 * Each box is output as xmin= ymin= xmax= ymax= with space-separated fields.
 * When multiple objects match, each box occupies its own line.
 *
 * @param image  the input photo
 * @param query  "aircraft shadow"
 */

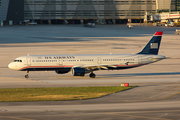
xmin=103 ymin=72 xmax=180 ymax=77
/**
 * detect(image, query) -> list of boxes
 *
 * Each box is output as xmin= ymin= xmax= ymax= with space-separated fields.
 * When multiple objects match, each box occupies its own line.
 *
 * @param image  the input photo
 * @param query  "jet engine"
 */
xmin=72 ymin=67 xmax=87 ymax=76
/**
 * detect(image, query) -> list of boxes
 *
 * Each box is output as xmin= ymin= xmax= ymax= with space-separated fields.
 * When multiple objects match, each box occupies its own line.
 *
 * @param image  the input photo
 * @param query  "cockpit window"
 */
xmin=14 ymin=60 xmax=22 ymax=62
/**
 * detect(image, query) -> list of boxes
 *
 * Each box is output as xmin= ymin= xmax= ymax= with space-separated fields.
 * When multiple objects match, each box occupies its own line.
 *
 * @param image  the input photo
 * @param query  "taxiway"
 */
xmin=0 ymin=25 xmax=180 ymax=120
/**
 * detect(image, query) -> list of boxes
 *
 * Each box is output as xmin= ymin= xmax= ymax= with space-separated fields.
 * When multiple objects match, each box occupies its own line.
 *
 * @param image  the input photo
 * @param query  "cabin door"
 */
xmin=27 ymin=57 xmax=31 ymax=66
xmin=138 ymin=56 xmax=142 ymax=64
xmin=59 ymin=59 xmax=63 ymax=65
xmin=97 ymin=57 xmax=102 ymax=64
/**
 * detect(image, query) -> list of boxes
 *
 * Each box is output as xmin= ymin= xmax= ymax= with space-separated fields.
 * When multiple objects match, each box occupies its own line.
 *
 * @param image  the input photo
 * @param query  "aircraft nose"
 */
xmin=8 ymin=62 xmax=13 ymax=69
xmin=8 ymin=62 xmax=18 ymax=70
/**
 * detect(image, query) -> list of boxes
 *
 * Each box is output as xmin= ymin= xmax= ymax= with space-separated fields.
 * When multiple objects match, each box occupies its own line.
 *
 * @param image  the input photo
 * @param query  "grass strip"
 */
xmin=0 ymin=86 xmax=135 ymax=102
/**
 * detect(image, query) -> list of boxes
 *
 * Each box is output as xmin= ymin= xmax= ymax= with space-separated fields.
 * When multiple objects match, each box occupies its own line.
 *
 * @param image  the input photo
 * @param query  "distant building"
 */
xmin=0 ymin=0 xmax=24 ymax=25
xmin=24 ymin=0 xmax=157 ymax=24
xmin=0 ymin=0 xmax=180 ymax=25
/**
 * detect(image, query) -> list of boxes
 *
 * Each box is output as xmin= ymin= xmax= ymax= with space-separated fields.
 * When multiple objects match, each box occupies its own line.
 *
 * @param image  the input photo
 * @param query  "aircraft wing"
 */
xmin=73 ymin=64 xmax=120 ymax=70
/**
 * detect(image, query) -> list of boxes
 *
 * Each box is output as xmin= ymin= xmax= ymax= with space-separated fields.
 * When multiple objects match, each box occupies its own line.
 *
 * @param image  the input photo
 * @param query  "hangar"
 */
xmin=0 ymin=0 xmax=180 ymax=25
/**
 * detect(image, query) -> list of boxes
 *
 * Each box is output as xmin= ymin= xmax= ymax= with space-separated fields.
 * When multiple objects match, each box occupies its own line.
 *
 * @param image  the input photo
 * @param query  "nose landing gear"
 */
xmin=25 ymin=71 xmax=29 ymax=78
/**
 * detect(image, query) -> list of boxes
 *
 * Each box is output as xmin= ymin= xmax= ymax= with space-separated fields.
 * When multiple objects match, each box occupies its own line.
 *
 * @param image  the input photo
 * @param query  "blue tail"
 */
xmin=138 ymin=31 xmax=163 ymax=55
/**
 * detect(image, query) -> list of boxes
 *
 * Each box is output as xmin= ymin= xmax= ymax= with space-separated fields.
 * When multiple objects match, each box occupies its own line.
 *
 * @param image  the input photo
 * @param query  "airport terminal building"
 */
xmin=0 ymin=0 xmax=180 ymax=25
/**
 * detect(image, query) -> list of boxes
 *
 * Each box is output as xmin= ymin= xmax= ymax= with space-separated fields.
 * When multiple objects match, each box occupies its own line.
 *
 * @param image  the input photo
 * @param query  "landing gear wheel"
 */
xmin=25 ymin=75 xmax=29 ymax=78
xmin=89 ymin=73 xmax=96 ymax=78
xmin=25 ymin=71 xmax=29 ymax=78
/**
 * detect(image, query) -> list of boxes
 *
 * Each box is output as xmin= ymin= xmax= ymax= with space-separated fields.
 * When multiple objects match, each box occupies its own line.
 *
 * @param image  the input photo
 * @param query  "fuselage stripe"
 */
xmin=19 ymin=65 xmax=74 ymax=71
xmin=18 ymin=63 xmax=149 ymax=71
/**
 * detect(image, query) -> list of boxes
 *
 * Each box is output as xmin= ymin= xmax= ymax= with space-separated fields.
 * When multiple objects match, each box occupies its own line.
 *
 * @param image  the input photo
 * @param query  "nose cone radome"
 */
xmin=8 ymin=62 xmax=19 ymax=70
xmin=8 ymin=62 xmax=14 ymax=69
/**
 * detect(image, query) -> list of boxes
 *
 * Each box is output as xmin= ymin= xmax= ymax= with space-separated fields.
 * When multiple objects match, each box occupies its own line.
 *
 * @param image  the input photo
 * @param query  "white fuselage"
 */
xmin=8 ymin=54 xmax=165 ymax=71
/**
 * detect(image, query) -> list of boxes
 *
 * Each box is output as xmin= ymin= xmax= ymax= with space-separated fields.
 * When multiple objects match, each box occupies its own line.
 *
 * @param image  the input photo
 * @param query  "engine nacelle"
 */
xmin=55 ymin=69 xmax=70 ymax=74
xmin=72 ymin=68 xmax=86 ymax=76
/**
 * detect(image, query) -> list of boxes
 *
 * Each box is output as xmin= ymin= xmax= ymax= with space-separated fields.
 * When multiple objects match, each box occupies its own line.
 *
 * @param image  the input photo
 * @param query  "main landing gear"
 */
xmin=25 ymin=71 xmax=29 ymax=78
xmin=89 ymin=72 xmax=96 ymax=78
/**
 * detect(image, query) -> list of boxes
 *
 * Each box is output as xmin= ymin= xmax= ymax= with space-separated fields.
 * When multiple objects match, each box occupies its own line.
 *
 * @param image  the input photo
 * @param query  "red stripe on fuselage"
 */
xmin=19 ymin=65 xmax=74 ymax=71
xmin=18 ymin=63 xmax=149 ymax=71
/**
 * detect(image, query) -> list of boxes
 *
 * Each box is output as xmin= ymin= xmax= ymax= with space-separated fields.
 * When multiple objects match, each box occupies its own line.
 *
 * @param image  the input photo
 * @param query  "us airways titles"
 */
xmin=44 ymin=56 xmax=75 ymax=59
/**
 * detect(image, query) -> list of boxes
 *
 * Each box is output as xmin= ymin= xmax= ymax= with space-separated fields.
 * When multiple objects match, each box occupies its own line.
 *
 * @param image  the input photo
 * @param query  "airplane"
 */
xmin=8 ymin=31 xmax=165 ymax=78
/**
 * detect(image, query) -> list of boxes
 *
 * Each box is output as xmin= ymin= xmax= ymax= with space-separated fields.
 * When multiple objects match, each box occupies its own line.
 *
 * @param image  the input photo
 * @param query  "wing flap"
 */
xmin=73 ymin=64 xmax=119 ymax=70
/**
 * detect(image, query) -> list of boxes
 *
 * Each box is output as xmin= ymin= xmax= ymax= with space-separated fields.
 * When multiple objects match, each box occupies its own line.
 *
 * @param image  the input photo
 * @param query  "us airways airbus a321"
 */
xmin=8 ymin=31 xmax=165 ymax=78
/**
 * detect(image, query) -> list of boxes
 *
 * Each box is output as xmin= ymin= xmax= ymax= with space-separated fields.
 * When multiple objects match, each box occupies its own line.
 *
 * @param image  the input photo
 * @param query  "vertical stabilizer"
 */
xmin=138 ymin=31 xmax=163 ymax=55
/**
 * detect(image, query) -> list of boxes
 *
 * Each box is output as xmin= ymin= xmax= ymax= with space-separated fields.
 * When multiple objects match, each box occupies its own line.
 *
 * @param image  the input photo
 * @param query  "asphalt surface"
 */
xmin=0 ymin=25 xmax=180 ymax=120
xmin=0 ymin=24 xmax=177 ymax=44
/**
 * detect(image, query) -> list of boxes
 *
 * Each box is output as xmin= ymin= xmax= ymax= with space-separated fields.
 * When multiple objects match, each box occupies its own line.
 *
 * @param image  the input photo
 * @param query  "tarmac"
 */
xmin=0 ymin=24 xmax=180 ymax=120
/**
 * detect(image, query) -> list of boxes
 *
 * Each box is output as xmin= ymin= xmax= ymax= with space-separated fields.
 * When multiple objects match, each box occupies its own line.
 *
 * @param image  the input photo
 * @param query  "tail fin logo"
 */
xmin=151 ymin=43 xmax=158 ymax=49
